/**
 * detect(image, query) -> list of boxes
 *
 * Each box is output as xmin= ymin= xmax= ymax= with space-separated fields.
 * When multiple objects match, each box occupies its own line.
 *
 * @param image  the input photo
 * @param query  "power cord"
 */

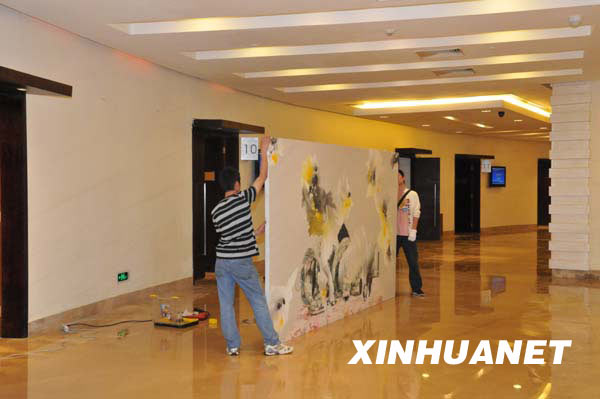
xmin=63 ymin=319 xmax=152 ymax=332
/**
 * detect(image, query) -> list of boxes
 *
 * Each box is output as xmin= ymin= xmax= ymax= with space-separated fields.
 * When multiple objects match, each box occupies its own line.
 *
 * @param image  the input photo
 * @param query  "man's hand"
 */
xmin=408 ymin=229 xmax=417 ymax=242
xmin=255 ymin=222 xmax=266 ymax=236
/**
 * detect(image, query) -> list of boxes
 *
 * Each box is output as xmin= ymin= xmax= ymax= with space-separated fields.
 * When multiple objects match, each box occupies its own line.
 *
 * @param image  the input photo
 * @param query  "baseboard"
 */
xmin=442 ymin=224 xmax=539 ymax=238
xmin=551 ymin=269 xmax=600 ymax=281
xmin=28 ymin=277 xmax=193 ymax=335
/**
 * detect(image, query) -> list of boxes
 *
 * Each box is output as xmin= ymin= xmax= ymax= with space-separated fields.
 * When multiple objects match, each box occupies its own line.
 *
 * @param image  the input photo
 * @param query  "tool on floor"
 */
xmin=150 ymin=294 xmax=199 ymax=328
xmin=188 ymin=304 xmax=210 ymax=321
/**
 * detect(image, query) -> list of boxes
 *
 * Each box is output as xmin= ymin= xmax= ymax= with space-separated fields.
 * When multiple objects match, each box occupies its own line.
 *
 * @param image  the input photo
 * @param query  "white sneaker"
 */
xmin=264 ymin=343 xmax=294 ymax=356
xmin=226 ymin=347 xmax=240 ymax=356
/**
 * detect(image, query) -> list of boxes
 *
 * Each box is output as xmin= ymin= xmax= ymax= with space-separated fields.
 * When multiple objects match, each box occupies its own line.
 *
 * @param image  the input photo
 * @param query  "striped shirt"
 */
xmin=211 ymin=187 xmax=259 ymax=259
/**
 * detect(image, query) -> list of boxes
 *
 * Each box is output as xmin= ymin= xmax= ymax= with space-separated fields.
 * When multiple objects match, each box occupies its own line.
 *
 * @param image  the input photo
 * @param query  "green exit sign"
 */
xmin=117 ymin=272 xmax=129 ymax=282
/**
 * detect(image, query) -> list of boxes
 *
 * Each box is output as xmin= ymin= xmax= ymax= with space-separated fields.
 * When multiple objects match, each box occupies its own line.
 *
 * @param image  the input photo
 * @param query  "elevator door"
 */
xmin=193 ymin=134 xmax=238 ymax=281
xmin=192 ymin=120 xmax=264 ymax=282
xmin=455 ymin=156 xmax=481 ymax=233
xmin=412 ymin=158 xmax=441 ymax=240
xmin=538 ymin=159 xmax=551 ymax=226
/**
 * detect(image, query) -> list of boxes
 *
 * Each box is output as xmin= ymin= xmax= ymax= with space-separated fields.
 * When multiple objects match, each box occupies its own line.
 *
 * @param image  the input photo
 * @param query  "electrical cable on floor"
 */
xmin=64 ymin=319 xmax=152 ymax=332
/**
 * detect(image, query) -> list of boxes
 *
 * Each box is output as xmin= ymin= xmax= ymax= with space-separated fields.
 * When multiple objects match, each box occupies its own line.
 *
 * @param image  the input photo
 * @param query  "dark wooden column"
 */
xmin=0 ymin=89 xmax=28 ymax=338
xmin=0 ymin=66 xmax=71 ymax=338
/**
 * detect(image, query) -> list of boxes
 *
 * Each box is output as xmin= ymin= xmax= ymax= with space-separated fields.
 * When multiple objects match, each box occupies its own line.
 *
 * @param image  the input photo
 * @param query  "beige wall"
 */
xmin=0 ymin=6 xmax=548 ymax=321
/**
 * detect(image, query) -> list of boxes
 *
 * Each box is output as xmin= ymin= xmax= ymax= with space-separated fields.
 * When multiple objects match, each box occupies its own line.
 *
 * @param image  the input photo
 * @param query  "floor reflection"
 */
xmin=1 ymin=229 xmax=600 ymax=398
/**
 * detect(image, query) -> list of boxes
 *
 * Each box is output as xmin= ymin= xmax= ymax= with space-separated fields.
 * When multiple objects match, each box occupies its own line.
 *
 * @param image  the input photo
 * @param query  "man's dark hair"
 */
xmin=219 ymin=167 xmax=241 ymax=191
xmin=398 ymin=169 xmax=405 ymax=177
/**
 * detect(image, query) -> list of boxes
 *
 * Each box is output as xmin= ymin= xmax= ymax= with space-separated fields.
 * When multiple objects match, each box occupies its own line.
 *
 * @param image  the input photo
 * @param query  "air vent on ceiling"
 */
xmin=432 ymin=68 xmax=476 ymax=77
xmin=416 ymin=48 xmax=464 ymax=59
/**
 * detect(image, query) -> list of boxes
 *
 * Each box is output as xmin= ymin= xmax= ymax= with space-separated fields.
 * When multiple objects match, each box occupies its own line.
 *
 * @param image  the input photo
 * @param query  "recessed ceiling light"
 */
xmin=540 ymin=127 xmax=548 ymax=130
xmin=421 ymin=124 xmax=431 ymax=127
xmin=280 ymin=70 xmax=582 ymax=94
xmin=481 ymin=109 xmax=492 ymax=113
xmin=514 ymin=119 xmax=523 ymax=122
xmin=421 ymin=373 xmax=430 ymax=379
xmin=474 ymin=123 xmax=493 ymax=129
xmin=513 ymin=384 xmax=522 ymax=390
xmin=379 ymin=115 xmax=390 ymax=118
xmin=456 ymin=130 xmax=463 ymax=133
xmin=187 ymin=28 xmax=591 ymax=60
xmin=444 ymin=116 xmax=458 ymax=121
xmin=236 ymin=51 xmax=584 ymax=79
xmin=354 ymin=94 xmax=551 ymax=118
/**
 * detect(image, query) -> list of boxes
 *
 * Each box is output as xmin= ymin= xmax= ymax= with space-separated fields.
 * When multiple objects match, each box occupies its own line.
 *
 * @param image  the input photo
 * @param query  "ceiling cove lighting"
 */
xmin=112 ymin=1 xmax=600 ymax=34
xmin=234 ymin=51 xmax=584 ymax=79
xmin=185 ymin=27 xmax=591 ymax=60
xmin=354 ymin=94 xmax=551 ymax=117
xmin=278 ymin=69 xmax=582 ymax=94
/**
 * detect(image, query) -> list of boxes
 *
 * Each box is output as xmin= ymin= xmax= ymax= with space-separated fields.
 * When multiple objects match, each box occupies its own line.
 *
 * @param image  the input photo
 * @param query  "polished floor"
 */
xmin=2 ymin=229 xmax=600 ymax=398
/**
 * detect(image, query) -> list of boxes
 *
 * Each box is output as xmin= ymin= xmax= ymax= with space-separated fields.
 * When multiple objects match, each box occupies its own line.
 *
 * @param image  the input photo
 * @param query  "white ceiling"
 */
xmin=3 ymin=0 xmax=600 ymax=141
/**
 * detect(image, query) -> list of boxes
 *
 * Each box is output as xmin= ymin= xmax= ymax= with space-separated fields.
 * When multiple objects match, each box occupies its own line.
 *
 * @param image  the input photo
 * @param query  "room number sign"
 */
xmin=241 ymin=137 xmax=259 ymax=160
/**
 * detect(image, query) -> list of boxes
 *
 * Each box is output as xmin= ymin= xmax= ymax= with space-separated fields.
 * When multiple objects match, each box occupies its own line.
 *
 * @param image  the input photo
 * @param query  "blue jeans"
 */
xmin=396 ymin=236 xmax=423 ymax=292
xmin=215 ymin=257 xmax=280 ymax=349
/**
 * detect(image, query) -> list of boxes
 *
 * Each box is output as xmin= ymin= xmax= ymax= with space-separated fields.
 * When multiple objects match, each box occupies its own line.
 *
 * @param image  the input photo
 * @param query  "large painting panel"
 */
xmin=266 ymin=138 xmax=397 ymax=341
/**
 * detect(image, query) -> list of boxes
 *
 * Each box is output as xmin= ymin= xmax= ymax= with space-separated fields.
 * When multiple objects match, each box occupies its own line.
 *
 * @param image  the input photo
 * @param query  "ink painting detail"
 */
xmin=267 ymin=137 xmax=283 ymax=166
xmin=266 ymin=138 xmax=397 ymax=341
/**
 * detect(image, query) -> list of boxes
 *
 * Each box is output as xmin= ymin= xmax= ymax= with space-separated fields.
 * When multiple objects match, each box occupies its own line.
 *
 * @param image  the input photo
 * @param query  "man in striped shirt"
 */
xmin=211 ymin=135 xmax=293 ymax=357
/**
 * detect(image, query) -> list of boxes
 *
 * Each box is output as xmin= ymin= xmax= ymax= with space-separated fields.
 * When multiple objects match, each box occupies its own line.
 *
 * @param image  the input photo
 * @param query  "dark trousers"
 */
xmin=396 ymin=236 xmax=423 ymax=292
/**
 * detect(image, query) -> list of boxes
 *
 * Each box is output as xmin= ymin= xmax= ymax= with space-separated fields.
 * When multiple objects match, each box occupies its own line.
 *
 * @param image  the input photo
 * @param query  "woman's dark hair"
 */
xmin=218 ymin=167 xmax=241 ymax=191
xmin=398 ymin=169 xmax=405 ymax=177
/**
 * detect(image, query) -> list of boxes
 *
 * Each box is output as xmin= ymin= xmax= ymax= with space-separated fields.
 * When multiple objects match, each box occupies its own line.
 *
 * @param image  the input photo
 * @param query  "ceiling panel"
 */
xmin=3 ymin=0 xmax=600 ymax=142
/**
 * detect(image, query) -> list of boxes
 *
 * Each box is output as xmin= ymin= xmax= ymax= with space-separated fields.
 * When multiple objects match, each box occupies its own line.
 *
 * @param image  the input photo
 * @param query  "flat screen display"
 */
xmin=490 ymin=166 xmax=506 ymax=187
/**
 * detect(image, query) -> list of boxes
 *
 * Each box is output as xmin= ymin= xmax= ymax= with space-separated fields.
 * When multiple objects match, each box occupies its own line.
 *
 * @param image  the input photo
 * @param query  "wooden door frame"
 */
xmin=192 ymin=120 xmax=264 ymax=281
xmin=0 ymin=66 xmax=71 ymax=338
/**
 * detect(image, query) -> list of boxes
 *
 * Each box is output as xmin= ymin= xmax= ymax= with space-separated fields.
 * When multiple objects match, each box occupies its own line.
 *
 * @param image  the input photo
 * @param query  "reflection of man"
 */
xmin=396 ymin=170 xmax=424 ymax=297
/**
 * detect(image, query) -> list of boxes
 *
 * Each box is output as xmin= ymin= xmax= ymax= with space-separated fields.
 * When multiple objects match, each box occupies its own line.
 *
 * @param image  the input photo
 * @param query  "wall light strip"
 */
xmin=279 ymin=69 xmax=581 ymax=97
xmin=112 ymin=1 xmax=600 ymax=34
xmin=236 ymin=51 xmax=584 ymax=78
xmin=186 ymin=27 xmax=590 ymax=60
xmin=354 ymin=94 xmax=551 ymax=118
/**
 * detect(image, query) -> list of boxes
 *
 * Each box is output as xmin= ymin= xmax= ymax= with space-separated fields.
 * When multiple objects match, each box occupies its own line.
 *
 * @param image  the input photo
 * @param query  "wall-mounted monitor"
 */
xmin=489 ymin=166 xmax=506 ymax=187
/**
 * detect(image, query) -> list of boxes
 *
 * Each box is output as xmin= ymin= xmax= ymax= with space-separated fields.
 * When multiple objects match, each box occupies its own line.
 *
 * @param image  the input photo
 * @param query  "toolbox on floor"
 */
xmin=150 ymin=295 xmax=199 ymax=328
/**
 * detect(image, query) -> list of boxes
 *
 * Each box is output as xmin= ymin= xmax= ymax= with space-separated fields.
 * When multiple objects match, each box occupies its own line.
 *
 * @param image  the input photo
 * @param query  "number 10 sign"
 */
xmin=241 ymin=137 xmax=259 ymax=161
